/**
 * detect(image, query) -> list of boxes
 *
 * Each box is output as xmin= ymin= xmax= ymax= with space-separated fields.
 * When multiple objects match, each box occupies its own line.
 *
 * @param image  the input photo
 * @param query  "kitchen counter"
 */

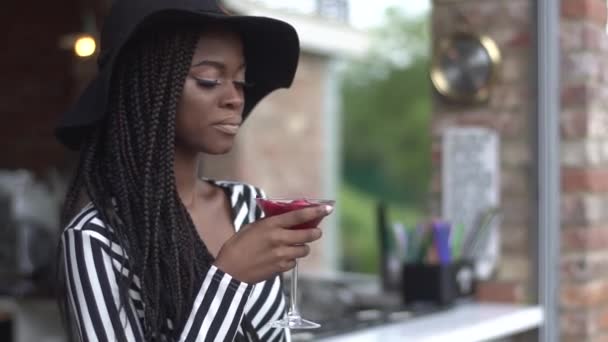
xmin=317 ymin=303 xmax=543 ymax=342
xmin=0 ymin=296 xmax=543 ymax=342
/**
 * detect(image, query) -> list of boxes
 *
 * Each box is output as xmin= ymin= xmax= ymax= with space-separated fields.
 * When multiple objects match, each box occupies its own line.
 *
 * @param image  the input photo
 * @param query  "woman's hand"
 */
xmin=214 ymin=204 xmax=333 ymax=284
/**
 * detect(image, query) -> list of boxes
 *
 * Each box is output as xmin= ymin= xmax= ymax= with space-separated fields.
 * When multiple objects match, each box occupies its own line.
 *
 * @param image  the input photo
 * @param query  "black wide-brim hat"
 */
xmin=55 ymin=0 xmax=300 ymax=150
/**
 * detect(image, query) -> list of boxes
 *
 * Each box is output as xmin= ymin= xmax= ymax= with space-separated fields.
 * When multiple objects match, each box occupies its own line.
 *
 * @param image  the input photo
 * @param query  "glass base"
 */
xmin=269 ymin=315 xmax=321 ymax=330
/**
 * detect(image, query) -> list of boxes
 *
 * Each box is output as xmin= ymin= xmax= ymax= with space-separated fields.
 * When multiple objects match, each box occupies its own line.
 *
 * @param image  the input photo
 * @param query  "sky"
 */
xmin=256 ymin=0 xmax=431 ymax=29
xmin=349 ymin=0 xmax=430 ymax=29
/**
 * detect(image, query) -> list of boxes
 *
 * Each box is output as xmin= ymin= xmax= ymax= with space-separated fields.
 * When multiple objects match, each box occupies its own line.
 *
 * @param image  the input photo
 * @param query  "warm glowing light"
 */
xmin=74 ymin=36 xmax=96 ymax=57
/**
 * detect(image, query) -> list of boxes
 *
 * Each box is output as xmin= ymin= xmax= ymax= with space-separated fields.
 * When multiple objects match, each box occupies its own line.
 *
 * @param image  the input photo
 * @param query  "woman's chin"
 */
xmin=202 ymin=142 xmax=234 ymax=155
xmin=178 ymin=135 xmax=236 ymax=155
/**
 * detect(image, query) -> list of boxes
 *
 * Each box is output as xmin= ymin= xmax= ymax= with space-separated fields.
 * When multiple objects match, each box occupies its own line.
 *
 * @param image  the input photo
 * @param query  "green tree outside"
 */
xmin=339 ymin=9 xmax=432 ymax=273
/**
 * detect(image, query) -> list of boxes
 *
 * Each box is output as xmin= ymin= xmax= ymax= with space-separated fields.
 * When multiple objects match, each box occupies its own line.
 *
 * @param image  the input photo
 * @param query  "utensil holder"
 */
xmin=402 ymin=261 xmax=476 ymax=306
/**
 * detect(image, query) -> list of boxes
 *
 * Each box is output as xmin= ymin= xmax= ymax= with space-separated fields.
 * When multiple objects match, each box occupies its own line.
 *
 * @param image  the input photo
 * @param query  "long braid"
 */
xmin=139 ymin=36 xmax=163 ymax=322
xmin=59 ymin=26 xmax=219 ymax=341
xmin=160 ymin=32 xmax=200 ymax=325
xmin=104 ymin=59 xmax=141 ymax=333
xmin=154 ymin=34 xmax=180 ymax=327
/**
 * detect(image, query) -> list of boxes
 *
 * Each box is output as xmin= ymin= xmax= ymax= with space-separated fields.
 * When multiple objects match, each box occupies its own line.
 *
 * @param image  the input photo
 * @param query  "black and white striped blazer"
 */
xmin=61 ymin=180 xmax=290 ymax=341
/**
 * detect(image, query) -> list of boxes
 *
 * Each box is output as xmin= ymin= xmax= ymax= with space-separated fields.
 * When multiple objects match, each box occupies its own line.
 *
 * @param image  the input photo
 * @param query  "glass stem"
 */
xmin=289 ymin=260 xmax=300 ymax=317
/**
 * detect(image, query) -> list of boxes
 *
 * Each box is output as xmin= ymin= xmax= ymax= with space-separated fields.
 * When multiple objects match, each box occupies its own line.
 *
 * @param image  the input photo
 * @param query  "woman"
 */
xmin=55 ymin=1 xmax=333 ymax=341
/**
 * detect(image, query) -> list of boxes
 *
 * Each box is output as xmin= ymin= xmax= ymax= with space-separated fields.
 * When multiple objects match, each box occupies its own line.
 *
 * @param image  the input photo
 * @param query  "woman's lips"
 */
xmin=213 ymin=124 xmax=240 ymax=135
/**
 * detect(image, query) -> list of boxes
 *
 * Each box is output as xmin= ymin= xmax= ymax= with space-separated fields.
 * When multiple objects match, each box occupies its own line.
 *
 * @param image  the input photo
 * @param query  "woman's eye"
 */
xmin=194 ymin=78 xmax=221 ymax=88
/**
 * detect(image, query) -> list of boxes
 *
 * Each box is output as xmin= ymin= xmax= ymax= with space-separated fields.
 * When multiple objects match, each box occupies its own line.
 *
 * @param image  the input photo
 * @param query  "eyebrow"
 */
xmin=191 ymin=60 xmax=246 ymax=71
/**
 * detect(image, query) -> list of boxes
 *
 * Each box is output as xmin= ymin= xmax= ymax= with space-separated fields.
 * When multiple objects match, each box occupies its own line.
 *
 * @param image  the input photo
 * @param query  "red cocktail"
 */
xmin=255 ymin=198 xmax=335 ymax=330
xmin=256 ymin=198 xmax=335 ymax=230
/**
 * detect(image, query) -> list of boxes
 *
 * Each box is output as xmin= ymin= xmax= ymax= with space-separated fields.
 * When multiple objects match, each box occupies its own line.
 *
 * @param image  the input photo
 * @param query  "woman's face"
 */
xmin=175 ymin=28 xmax=247 ymax=155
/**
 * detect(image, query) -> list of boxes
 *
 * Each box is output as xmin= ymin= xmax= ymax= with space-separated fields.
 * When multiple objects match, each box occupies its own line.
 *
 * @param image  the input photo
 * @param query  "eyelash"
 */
xmin=194 ymin=78 xmax=255 ymax=90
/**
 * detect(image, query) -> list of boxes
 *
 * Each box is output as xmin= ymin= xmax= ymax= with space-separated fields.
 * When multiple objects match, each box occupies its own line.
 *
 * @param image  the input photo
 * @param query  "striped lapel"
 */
xmin=207 ymin=180 xmax=264 ymax=232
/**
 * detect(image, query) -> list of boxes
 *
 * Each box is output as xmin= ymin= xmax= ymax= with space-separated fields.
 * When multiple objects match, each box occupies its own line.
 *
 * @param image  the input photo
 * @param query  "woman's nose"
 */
xmin=221 ymin=82 xmax=245 ymax=110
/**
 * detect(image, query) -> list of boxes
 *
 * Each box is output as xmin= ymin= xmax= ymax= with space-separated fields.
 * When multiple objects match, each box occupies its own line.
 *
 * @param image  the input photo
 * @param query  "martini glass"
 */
xmin=256 ymin=198 xmax=335 ymax=329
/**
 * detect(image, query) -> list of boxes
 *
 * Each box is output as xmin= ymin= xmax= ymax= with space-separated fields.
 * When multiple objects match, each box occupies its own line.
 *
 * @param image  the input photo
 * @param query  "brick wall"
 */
xmin=202 ymin=53 xmax=331 ymax=271
xmin=431 ymin=0 xmax=534 ymax=304
xmin=432 ymin=0 xmax=608 ymax=340
xmin=0 ymin=1 xmax=81 ymax=173
xmin=560 ymin=0 xmax=608 ymax=340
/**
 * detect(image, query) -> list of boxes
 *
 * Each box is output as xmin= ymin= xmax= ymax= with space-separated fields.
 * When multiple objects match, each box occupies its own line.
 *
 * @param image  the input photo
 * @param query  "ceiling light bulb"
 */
xmin=74 ymin=36 xmax=96 ymax=58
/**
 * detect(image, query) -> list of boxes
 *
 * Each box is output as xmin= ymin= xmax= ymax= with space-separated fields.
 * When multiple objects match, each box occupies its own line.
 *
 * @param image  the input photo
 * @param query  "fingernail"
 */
xmin=324 ymin=205 xmax=334 ymax=214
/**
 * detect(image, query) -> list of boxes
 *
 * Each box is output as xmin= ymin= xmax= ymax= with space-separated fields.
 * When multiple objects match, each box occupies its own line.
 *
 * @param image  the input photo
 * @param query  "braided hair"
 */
xmin=58 ymin=26 xmax=219 ymax=341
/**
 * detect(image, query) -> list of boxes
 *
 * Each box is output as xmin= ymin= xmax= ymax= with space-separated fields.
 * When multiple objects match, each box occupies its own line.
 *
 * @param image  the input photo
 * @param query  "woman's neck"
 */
xmin=174 ymin=147 xmax=200 ymax=209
